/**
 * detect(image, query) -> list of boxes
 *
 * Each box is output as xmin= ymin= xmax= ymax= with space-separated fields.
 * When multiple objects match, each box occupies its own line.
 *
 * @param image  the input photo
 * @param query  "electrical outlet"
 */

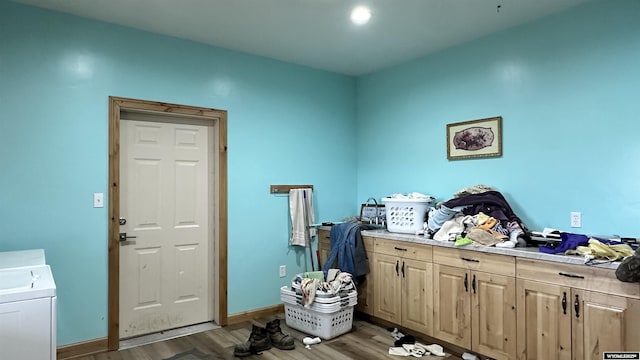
xmin=570 ymin=212 xmax=581 ymax=228
xmin=279 ymin=265 xmax=286 ymax=278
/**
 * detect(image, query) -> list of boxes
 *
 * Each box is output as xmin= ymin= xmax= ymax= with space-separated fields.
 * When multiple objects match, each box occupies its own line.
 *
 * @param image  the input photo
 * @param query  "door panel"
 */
xmin=119 ymin=120 xmax=210 ymax=338
xmin=402 ymin=259 xmax=432 ymax=335
xmin=373 ymin=253 xmax=401 ymax=323
xmin=472 ymin=272 xmax=516 ymax=360
xmin=516 ymin=279 xmax=571 ymax=360
xmin=572 ymin=289 xmax=640 ymax=360
xmin=433 ymin=264 xmax=471 ymax=348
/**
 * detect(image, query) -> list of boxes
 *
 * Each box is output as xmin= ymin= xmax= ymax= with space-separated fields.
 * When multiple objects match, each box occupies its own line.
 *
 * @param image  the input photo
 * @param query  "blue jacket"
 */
xmin=322 ymin=222 xmax=372 ymax=279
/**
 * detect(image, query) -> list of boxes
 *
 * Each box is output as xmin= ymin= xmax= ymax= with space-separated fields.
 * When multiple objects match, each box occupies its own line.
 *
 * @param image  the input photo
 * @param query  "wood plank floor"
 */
xmin=74 ymin=315 xmax=464 ymax=360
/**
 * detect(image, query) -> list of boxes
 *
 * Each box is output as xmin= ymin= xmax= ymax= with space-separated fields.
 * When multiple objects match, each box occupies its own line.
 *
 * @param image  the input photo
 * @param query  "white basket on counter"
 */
xmin=382 ymin=197 xmax=434 ymax=234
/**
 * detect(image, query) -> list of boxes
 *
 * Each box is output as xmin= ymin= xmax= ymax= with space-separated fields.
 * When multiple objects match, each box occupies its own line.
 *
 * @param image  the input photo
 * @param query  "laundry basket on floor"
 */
xmin=280 ymin=286 xmax=356 ymax=340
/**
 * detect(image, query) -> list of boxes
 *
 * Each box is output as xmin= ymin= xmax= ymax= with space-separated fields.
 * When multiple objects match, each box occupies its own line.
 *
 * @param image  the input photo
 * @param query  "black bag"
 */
xmin=615 ymin=247 xmax=640 ymax=283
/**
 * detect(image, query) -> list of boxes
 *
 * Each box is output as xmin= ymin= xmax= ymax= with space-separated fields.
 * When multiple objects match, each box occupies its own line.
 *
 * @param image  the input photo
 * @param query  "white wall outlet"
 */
xmin=570 ymin=212 xmax=581 ymax=228
xmin=93 ymin=193 xmax=104 ymax=208
xmin=279 ymin=265 xmax=286 ymax=278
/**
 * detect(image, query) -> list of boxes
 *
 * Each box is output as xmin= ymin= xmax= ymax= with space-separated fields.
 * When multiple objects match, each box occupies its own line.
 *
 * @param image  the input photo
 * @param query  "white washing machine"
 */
xmin=0 ymin=250 xmax=57 ymax=360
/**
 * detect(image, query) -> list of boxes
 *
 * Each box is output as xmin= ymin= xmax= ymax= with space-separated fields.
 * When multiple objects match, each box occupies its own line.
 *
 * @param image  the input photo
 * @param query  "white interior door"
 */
xmin=119 ymin=119 xmax=210 ymax=338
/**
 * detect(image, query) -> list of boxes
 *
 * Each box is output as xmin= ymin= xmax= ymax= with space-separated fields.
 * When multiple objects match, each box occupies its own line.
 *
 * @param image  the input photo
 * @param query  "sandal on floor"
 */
xmin=394 ymin=335 xmax=415 ymax=347
xmin=389 ymin=346 xmax=410 ymax=356
xmin=411 ymin=343 xmax=430 ymax=357
xmin=403 ymin=344 xmax=427 ymax=357
xmin=424 ymin=343 xmax=446 ymax=357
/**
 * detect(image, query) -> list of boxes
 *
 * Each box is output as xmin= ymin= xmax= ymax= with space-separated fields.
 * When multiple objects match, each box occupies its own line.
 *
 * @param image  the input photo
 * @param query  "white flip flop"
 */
xmin=389 ymin=346 xmax=410 ymax=356
xmin=412 ymin=343 xmax=430 ymax=357
xmin=424 ymin=344 xmax=446 ymax=357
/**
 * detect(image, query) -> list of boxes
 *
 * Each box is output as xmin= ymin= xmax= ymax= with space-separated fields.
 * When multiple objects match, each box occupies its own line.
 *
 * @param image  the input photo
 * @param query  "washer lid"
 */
xmin=0 ymin=265 xmax=56 ymax=303
xmin=0 ymin=269 xmax=33 ymax=292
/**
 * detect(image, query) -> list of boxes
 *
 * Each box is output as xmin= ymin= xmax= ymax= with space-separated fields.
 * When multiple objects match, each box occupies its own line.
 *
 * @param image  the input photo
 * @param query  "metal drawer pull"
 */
xmin=562 ymin=292 xmax=567 ymax=314
xmin=574 ymin=294 xmax=580 ymax=318
xmin=472 ymin=274 xmax=476 ymax=294
xmin=461 ymin=257 xmax=480 ymax=263
xmin=559 ymin=272 xmax=585 ymax=279
xmin=394 ymin=246 xmax=407 ymax=251
xmin=402 ymin=261 xmax=405 ymax=278
xmin=396 ymin=260 xmax=399 ymax=276
xmin=464 ymin=273 xmax=468 ymax=292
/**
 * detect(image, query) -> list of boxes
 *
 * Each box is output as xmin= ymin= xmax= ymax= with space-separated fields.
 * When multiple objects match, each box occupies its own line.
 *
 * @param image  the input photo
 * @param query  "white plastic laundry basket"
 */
xmin=382 ymin=197 xmax=434 ymax=234
xmin=280 ymin=286 xmax=356 ymax=340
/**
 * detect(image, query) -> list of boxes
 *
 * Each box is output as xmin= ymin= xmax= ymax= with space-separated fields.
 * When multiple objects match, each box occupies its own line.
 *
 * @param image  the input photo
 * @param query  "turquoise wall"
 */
xmin=2 ymin=0 xmax=639 ymax=349
xmin=357 ymin=0 xmax=640 ymax=237
xmin=0 ymin=1 xmax=357 ymax=345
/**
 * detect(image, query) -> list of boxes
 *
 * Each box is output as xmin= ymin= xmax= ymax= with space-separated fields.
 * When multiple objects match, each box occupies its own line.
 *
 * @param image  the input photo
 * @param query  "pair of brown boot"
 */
xmin=233 ymin=319 xmax=295 ymax=357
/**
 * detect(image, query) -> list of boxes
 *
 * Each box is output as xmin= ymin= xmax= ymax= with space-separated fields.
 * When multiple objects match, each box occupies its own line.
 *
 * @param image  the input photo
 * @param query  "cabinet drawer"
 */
xmin=517 ymin=258 xmax=640 ymax=299
xmin=433 ymin=247 xmax=515 ymax=276
xmin=318 ymin=229 xmax=331 ymax=241
xmin=318 ymin=230 xmax=374 ymax=254
xmin=374 ymin=238 xmax=432 ymax=261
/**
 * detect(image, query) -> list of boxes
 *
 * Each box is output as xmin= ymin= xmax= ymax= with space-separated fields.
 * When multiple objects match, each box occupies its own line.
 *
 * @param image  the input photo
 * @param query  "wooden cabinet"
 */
xmin=373 ymin=238 xmax=433 ymax=335
xmin=319 ymin=230 xmax=640 ymax=360
xmin=317 ymin=229 xmax=332 ymax=269
xmin=433 ymin=247 xmax=516 ymax=360
xmin=356 ymin=236 xmax=375 ymax=315
xmin=316 ymin=229 xmax=375 ymax=315
xmin=516 ymin=258 xmax=640 ymax=360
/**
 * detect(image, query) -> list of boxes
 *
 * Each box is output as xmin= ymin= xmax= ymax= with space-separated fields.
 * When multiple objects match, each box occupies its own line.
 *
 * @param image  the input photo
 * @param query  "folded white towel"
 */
xmin=289 ymin=188 xmax=316 ymax=247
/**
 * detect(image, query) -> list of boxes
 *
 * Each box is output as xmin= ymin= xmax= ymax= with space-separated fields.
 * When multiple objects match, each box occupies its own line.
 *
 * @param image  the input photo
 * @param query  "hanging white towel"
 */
xmin=289 ymin=188 xmax=316 ymax=247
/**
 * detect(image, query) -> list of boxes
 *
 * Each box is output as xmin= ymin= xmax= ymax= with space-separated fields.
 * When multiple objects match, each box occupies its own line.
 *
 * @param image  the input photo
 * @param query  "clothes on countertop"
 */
xmin=428 ymin=205 xmax=468 ymax=233
xmin=540 ymin=233 xmax=637 ymax=263
xmin=452 ymin=184 xmax=498 ymax=199
xmin=566 ymin=238 xmax=635 ymax=262
xmin=427 ymin=190 xmax=528 ymax=247
xmin=539 ymin=233 xmax=622 ymax=254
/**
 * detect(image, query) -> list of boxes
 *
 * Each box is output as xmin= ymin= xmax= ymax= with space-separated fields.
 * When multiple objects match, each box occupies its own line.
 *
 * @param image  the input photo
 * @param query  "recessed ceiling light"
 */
xmin=350 ymin=6 xmax=371 ymax=25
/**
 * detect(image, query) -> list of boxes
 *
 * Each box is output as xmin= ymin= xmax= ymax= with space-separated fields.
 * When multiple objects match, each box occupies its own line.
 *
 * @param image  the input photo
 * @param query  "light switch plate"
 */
xmin=94 ymin=193 xmax=104 ymax=208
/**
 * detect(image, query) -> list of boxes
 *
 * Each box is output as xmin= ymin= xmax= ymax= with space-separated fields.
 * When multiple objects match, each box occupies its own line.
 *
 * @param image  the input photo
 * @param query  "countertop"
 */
xmin=320 ymin=226 xmax=622 ymax=270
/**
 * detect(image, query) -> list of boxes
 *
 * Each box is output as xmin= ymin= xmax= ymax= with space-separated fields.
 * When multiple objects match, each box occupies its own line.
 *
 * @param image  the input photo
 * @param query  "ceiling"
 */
xmin=12 ymin=0 xmax=591 ymax=75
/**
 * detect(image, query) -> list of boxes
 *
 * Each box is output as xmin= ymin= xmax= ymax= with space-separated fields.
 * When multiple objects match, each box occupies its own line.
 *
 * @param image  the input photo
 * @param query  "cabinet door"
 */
xmin=356 ymin=249 xmax=375 ymax=315
xmin=402 ymin=258 xmax=433 ymax=335
xmin=433 ymin=264 xmax=471 ymax=348
xmin=472 ymin=272 xmax=516 ymax=360
xmin=373 ymin=253 xmax=402 ymax=323
xmin=516 ymin=279 xmax=571 ymax=360
xmin=572 ymin=289 xmax=640 ymax=360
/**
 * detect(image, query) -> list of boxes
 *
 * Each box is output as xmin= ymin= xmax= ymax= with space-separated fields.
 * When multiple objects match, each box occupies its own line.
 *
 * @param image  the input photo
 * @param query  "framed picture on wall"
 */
xmin=447 ymin=116 xmax=502 ymax=160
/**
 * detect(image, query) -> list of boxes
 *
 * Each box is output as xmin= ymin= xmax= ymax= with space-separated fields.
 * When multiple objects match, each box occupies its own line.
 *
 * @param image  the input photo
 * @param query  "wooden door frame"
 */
xmin=107 ymin=96 xmax=228 ymax=350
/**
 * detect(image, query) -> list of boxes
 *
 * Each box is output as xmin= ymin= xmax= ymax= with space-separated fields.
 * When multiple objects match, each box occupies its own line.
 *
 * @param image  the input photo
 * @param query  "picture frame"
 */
xmin=446 ymin=116 xmax=502 ymax=160
xmin=359 ymin=204 xmax=385 ymax=223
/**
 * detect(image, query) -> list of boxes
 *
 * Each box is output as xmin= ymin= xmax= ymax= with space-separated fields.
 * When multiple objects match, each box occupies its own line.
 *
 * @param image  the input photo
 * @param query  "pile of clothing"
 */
xmin=540 ymin=232 xmax=638 ymax=267
xmin=292 ymin=269 xmax=354 ymax=307
xmin=426 ymin=185 xmax=528 ymax=248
